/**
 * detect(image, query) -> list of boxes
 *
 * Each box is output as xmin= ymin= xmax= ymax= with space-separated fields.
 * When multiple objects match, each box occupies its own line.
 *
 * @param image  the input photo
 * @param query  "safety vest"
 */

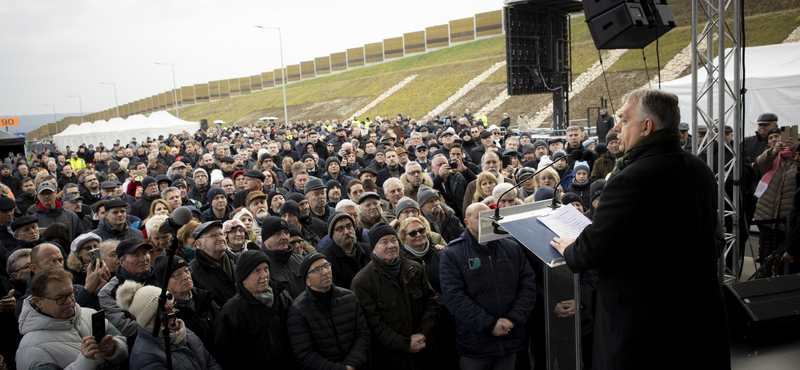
xmin=68 ymin=157 xmax=86 ymax=171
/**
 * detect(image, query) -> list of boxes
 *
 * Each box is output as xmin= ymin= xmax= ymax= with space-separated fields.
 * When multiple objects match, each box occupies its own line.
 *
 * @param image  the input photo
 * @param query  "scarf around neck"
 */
xmin=606 ymin=128 xmax=681 ymax=185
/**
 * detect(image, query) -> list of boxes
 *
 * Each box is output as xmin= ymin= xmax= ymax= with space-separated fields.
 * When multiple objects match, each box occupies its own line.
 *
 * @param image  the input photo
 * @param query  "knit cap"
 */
xmin=115 ymin=281 xmax=161 ymax=327
xmin=235 ymin=250 xmax=271 ymax=283
xmin=416 ymin=184 xmax=438 ymax=207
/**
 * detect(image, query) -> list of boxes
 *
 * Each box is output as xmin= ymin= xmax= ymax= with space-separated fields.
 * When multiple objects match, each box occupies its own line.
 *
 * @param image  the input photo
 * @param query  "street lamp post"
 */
xmin=44 ymin=104 xmax=56 ymax=135
xmin=255 ymin=25 xmax=288 ymax=125
xmin=155 ymin=62 xmax=179 ymax=118
xmin=99 ymin=82 xmax=120 ymax=117
xmin=67 ymin=95 xmax=83 ymax=122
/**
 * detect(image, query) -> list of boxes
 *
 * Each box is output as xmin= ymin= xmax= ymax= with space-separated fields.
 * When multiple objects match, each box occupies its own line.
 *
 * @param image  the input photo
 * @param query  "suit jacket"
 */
xmin=564 ymin=140 xmax=730 ymax=370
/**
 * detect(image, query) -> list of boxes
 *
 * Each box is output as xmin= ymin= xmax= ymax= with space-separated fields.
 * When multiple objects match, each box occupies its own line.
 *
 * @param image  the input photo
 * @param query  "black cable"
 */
xmin=641 ymin=49 xmax=651 ymax=88
xmin=598 ymin=50 xmax=615 ymax=114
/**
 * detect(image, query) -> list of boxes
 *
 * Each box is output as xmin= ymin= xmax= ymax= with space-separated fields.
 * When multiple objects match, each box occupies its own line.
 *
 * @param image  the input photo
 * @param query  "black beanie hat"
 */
xmin=235 ymin=250 xmax=271 ymax=283
xmin=560 ymin=193 xmax=584 ymax=209
xmin=297 ymin=252 xmax=327 ymax=276
xmin=280 ymin=200 xmax=301 ymax=219
xmin=261 ymin=216 xmax=291 ymax=242
xmin=327 ymin=211 xmax=354 ymax=238
xmin=590 ymin=179 xmax=606 ymax=203
xmin=153 ymin=255 xmax=190 ymax=285
xmin=368 ymin=222 xmax=398 ymax=251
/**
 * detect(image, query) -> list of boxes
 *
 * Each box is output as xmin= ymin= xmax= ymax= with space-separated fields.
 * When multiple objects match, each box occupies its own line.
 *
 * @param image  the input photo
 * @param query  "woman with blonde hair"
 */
xmin=524 ymin=167 xmax=563 ymax=203
xmin=176 ymin=220 xmax=201 ymax=262
xmin=472 ymin=172 xmax=498 ymax=204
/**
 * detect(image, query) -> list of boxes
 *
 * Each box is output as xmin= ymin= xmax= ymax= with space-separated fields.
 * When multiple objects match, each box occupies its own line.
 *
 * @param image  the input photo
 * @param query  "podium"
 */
xmin=479 ymin=200 xmax=582 ymax=370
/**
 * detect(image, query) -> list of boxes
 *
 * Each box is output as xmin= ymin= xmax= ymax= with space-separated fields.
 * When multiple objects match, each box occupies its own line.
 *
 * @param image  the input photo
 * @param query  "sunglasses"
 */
xmin=407 ymin=227 xmax=426 ymax=238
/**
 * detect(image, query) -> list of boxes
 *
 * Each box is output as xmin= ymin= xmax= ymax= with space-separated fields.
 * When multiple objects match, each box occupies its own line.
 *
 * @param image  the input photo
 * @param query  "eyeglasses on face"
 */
xmin=307 ymin=262 xmax=332 ymax=276
xmin=39 ymin=287 xmax=79 ymax=305
xmin=170 ymin=267 xmax=192 ymax=280
xmin=201 ymin=232 xmax=225 ymax=240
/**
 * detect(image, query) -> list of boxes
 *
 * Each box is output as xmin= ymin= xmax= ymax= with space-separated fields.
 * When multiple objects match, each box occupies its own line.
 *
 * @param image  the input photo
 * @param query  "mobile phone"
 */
xmin=137 ymin=170 xmax=147 ymax=177
xmin=448 ymin=161 xmax=457 ymax=169
xmin=781 ymin=125 xmax=798 ymax=142
xmin=88 ymin=248 xmax=101 ymax=268
xmin=92 ymin=310 xmax=106 ymax=343
xmin=501 ymin=155 xmax=512 ymax=168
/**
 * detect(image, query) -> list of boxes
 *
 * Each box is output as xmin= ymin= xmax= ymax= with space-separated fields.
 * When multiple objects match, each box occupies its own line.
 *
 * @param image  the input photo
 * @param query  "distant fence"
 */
xmin=28 ymin=10 xmax=505 ymax=140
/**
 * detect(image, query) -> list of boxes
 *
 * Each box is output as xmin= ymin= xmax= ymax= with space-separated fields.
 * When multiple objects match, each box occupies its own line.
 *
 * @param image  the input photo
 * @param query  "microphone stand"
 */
xmin=489 ymin=156 xmax=568 ymax=234
xmin=152 ymin=234 xmax=183 ymax=370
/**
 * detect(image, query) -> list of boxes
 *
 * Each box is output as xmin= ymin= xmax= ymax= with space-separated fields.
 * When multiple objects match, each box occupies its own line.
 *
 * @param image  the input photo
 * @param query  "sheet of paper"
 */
xmin=537 ymin=204 xmax=592 ymax=239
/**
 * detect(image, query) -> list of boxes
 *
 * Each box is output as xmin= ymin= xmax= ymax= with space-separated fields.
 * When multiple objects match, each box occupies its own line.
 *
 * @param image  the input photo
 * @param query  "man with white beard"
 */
xmin=320 ymin=211 xmax=371 ymax=290
xmin=246 ymin=191 xmax=269 ymax=243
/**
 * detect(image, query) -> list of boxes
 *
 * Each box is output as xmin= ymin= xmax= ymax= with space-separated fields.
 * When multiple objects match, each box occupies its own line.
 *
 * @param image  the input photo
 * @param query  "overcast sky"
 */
xmin=0 ymin=0 xmax=502 ymax=118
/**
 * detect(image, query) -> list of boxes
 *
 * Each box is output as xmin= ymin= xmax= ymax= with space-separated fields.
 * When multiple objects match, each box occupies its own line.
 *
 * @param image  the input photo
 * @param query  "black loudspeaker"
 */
xmin=584 ymin=0 xmax=676 ymax=50
xmin=723 ymin=274 xmax=800 ymax=331
xmin=200 ymin=119 xmax=208 ymax=130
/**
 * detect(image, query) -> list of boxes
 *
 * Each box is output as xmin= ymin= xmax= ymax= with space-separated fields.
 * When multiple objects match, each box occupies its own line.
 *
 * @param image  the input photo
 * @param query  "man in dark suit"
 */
xmin=551 ymin=88 xmax=730 ymax=370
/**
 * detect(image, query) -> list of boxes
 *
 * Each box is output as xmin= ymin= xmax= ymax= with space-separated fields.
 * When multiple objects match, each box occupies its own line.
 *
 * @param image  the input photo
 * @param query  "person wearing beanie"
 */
xmin=187 ymin=168 xmax=210 ymax=206
xmin=260 ymin=216 xmax=305 ymax=298
xmin=287 ymin=192 xmax=328 ymax=241
xmin=320 ymin=211 xmax=371 ymax=290
xmin=201 ymin=187 xmax=233 ymax=222
xmin=130 ymin=176 xmax=160 ymax=220
xmin=325 ymin=179 xmax=343 ymax=206
xmin=97 ymin=238 xmax=157 ymax=342
xmin=394 ymin=196 xmax=419 ymax=220
xmin=350 ymin=222 xmax=440 ymax=369
xmin=280 ymin=200 xmax=320 ymax=250
xmin=417 ymin=184 xmax=464 ymax=243
xmin=561 ymin=192 xmax=586 ymax=213
xmin=591 ymin=131 xmax=620 ymax=181
xmin=187 ymin=221 xmax=236 ymax=307
xmin=231 ymin=169 xmax=266 ymax=209
xmin=17 ymin=268 xmax=129 ymax=370
xmin=287 ymin=252 xmax=371 ymax=370
xmin=267 ymin=188 xmax=288 ymax=217
xmin=117 ymin=280 xmax=219 ymax=370
xmin=566 ymin=161 xmax=593 ymax=208
xmin=321 ymin=157 xmax=353 ymax=193
xmin=215 ymin=250 xmax=295 ymax=369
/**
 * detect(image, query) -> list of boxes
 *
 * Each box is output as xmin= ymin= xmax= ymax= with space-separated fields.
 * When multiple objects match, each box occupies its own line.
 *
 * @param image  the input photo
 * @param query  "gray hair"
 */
xmin=623 ymin=88 xmax=681 ymax=131
xmin=481 ymin=151 xmax=500 ymax=166
xmin=148 ymin=153 xmax=158 ymax=160
xmin=161 ymin=186 xmax=180 ymax=200
xmin=382 ymin=177 xmax=403 ymax=195
xmin=492 ymin=182 xmax=516 ymax=200
xmin=404 ymin=161 xmax=422 ymax=173
xmin=98 ymin=240 xmax=119 ymax=258
xmin=336 ymin=199 xmax=358 ymax=211
xmin=7 ymin=248 xmax=32 ymax=274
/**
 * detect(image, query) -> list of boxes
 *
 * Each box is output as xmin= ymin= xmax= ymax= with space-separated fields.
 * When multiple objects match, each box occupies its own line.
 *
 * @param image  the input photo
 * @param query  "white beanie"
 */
xmin=116 ymin=281 xmax=160 ymax=327
xmin=210 ymin=169 xmax=224 ymax=186
xmin=536 ymin=155 xmax=553 ymax=172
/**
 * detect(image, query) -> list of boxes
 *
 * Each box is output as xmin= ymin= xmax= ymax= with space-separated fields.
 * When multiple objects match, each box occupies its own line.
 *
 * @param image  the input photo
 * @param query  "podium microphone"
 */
xmin=158 ymin=206 xmax=193 ymax=236
xmin=491 ymin=152 xmax=571 ymax=223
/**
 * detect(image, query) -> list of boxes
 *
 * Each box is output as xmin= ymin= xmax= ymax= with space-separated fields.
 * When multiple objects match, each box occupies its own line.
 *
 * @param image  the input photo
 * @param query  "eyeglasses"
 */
xmin=200 ymin=232 xmax=225 ymax=240
xmin=39 ymin=287 xmax=79 ymax=305
xmin=170 ymin=267 xmax=192 ymax=280
xmin=333 ymin=223 xmax=355 ymax=233
xmin=407 ymin=227 xmax=427 ymax=238
xmin=227 ymin=228 xmax=246 ymax=235
xmin=12 ymin=263 xmax=31 ymax=274
xmin=407 ymin=170 xmax=421 ymax=176
xmin=307 ymin=262 xmax=332 ymax=276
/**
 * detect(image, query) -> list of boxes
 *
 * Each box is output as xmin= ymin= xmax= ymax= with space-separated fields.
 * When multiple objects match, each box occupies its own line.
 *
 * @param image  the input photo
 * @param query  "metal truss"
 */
xmin=690 ymin=0 xmax=742 ymax=283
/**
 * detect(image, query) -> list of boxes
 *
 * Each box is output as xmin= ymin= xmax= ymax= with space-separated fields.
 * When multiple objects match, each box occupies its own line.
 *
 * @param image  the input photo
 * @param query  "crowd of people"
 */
xmin=0 ymin=100 xmax=791 ymax=370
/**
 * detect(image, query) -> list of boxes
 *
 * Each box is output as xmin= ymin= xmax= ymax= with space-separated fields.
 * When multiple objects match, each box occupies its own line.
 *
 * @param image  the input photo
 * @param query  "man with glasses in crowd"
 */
xmin=189 ymin=221 xmax=237 ymax=307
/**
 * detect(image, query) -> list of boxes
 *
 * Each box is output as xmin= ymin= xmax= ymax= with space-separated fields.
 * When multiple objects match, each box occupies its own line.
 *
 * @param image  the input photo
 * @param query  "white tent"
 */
xmin=53 ymin=113 xmax=200 ymax=150
xmin=661 ymin=42 xmax=800 ymax=135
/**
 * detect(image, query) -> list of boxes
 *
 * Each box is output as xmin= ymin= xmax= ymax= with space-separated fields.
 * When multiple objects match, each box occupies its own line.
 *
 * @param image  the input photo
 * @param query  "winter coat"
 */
xmin=213 ymin=280 xmax=297 ymax=369
xmin=263 ymin=247 xmax=306 ymax=299
xmin=432 ymin=169 xmax=476 ymax=219
xmin=321 ymin=241 xmax=372 ymax=290
xmin=422 ymin=202 xmax=464 ymax=244
xmin=350 ymin=255 xmax=440 ymax=370
xmin=591 ymin=151 xmax=616 ymax=181
xmin=17 ymin=298 xmax=129 ymax=370
xmin=566 ymin=179 xmax=592 ymax=208
xmin=0 ymin=174 xmax=21 ymax=196
xmin=376 ymin=165 xmax=404 ymax=188
xmin=131 ymin=193 xmax=159 ymax=220
xmin=98 ymin=268 xmax=157 ymax=341
xmin=439 ymin=228 xmax=537 ymax=358
xmin=287 ymin=285 xmax=371 ymax=370
xmin=34 ymin=201 xmax=84 ymax=239
xmin=187 ymin=185 xmax=208 ymax=206
xmin=595 ymin=113 xmax=614 ymax=143
xmin=189 ymin=250 xmax=236 ymax=308
xmin=755 ymin=148 xmax=797 ymax=230
xmin=399 ymin=238 xmax=443 ymax=295
xmin=175 ymin=288 xmax=220 ymax=352
xmin=400 ymin=172 xmax=434 ymax=203
xmin=563 ymin=140 xmax=730 ymax=370
xmin=129 ymin=325 xmax=220 ymax=370
xmin=91 ymin=217 xmax=144 ymax=242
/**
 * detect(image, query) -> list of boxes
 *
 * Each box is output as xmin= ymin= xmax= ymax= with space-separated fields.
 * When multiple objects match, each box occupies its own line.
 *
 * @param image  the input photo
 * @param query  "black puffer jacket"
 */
xmin=131 ymin=193 xmax=159 ymax=220
xmin=287 ymin=285 xmax=371 ymax=370
xmin=320 ymin=241 xmax=372 ymax=290
xmin=189 ymin=250 xmax=236 ymax=307
xmin=214 ymin=280 xmax=296 ymax=370
xmin=175 ymin=287 xmax=220 ymax=354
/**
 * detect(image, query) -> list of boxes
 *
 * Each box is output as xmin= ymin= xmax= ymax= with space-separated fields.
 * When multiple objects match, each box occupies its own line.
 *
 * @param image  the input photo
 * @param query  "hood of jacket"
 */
xmin=19 ymin=297 xmax=85 ymax=336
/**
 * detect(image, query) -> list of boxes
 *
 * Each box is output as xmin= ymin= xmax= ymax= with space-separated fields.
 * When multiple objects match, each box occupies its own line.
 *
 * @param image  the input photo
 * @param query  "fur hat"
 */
xmin=116 ymin=281 xmax=161 ymax=327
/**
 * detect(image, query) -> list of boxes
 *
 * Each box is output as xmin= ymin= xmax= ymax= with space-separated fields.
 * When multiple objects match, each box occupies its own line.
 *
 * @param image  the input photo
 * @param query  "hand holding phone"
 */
xmin=92 ymin=310 xmax=106 ymax=344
